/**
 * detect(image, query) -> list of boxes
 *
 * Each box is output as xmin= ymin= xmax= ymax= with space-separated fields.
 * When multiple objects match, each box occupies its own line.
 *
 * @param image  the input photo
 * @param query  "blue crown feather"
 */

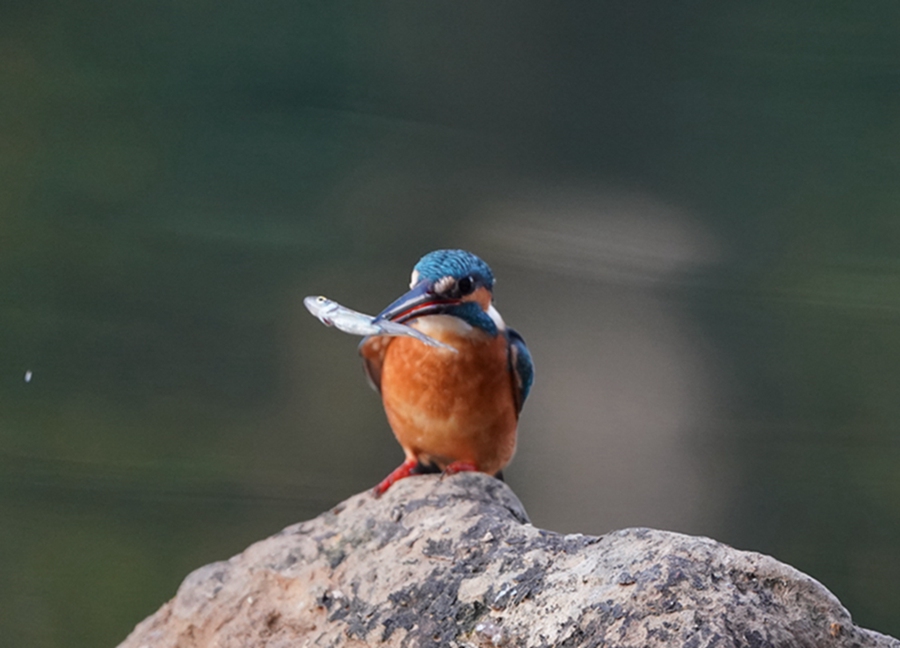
xmin=414 ymin=249 xmax=495 ymax=288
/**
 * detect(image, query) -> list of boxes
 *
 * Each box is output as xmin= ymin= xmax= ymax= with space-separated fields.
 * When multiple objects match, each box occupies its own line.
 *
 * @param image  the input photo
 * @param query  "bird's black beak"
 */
xmin=374 ymin=281 xmax=459 ymax=324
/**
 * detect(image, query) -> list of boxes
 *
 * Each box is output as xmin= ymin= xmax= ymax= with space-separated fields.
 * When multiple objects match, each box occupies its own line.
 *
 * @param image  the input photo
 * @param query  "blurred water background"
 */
xmin=2 ymin=2 xmax=900 ymax=644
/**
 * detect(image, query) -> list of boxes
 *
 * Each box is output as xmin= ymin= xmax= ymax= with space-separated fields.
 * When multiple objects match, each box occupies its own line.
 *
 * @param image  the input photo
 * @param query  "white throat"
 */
xmin=412 ymin=314 xmax=474 ymax=337
xmin=410 ymin=305 xmax=507 ymax=339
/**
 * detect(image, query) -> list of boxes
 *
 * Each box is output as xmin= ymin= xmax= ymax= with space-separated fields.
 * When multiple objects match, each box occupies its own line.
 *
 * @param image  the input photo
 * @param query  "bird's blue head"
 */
xmin=374 ymin=249 xmax=498 ymax=334
xmin=411 ymin=249 xmax=494 ymax=291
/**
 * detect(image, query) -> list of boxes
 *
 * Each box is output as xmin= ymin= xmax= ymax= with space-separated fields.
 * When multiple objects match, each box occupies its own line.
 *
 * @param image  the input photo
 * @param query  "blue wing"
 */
xmin=506 ymin=328 xmax=534 ymax=414
xmin=358 ymin=335 xmax=392 ymax=393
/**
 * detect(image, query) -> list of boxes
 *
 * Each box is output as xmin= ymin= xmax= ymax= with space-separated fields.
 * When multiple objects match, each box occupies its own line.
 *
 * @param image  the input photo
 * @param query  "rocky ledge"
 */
xmin=119 ymin=472 xmax=899 ymax=647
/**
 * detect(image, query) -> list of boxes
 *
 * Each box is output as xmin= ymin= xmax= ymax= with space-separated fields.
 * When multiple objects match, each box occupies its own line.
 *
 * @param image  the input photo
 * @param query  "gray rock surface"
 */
xmin=119 ymin=473 xmax=899 ymax=647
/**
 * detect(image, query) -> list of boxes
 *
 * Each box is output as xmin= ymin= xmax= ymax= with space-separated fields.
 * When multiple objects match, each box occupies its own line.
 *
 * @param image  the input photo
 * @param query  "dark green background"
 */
xmin=2 ymin=2 xmax=899 ymax=645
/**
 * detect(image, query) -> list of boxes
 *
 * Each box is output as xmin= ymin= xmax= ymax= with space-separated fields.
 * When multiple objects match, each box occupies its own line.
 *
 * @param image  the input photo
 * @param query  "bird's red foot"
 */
xmin=374 ymin=458 xmax=419 ymax=496
xmin=442 ymin=461 xmax=479 ymax=477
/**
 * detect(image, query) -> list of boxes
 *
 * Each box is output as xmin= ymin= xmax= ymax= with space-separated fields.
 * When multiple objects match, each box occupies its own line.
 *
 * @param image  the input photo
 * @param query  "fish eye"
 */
xmin=458 ymin=276 xmax=474 ymax=295
xmin=316 ymin=296 xmax=327 ymax=303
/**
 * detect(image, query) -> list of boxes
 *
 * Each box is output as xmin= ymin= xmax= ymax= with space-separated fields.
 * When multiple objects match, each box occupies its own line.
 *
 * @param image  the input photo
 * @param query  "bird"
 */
xmin=359 ymin=249 xmax=534 ymax=495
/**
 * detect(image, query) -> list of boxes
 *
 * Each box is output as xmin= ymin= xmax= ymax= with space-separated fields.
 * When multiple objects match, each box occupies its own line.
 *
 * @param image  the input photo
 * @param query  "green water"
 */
xmin=2 ymin=3 xmax=899 ymax=644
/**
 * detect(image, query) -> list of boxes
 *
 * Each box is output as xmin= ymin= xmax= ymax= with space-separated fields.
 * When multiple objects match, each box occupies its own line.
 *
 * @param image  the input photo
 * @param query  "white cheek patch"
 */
xmin=486 ymin=304 xmax=506 ymax=331
xmin=409 ymin=269 xmax=420 ymax=289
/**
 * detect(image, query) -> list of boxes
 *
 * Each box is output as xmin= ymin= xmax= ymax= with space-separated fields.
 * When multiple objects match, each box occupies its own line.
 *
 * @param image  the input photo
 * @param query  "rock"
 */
xmin=119 ymin=473 xmax=899 ymax=648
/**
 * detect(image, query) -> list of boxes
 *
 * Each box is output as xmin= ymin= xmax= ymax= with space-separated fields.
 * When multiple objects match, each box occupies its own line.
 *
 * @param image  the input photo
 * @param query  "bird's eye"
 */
xmin=457 ymin=276 xmax=474 ymax=295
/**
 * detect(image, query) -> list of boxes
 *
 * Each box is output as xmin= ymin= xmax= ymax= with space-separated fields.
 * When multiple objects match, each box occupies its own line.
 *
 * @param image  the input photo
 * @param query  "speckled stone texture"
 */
xmin=119 ymin=473 xmax=899 ymax=648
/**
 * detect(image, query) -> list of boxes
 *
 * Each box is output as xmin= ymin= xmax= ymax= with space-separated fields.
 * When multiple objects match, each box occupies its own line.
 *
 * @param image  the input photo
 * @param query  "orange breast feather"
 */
xmin=377 ymin=322 xmax=518 ymax=475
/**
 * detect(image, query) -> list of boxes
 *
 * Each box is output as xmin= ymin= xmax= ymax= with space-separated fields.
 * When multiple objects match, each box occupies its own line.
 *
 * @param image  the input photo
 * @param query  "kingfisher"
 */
xmin=359 ymin=249 xmax=534 ymax=495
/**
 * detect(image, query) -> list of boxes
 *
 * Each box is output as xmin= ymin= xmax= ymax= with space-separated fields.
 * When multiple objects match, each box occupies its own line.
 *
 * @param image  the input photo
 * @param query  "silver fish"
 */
xmin=303 ymin=296 xmax=456 ymax=352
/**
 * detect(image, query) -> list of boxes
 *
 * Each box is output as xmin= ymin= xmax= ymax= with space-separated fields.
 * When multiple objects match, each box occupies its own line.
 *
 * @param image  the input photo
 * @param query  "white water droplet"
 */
xmin=24 ymin=370 xmax=32 ymax=383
